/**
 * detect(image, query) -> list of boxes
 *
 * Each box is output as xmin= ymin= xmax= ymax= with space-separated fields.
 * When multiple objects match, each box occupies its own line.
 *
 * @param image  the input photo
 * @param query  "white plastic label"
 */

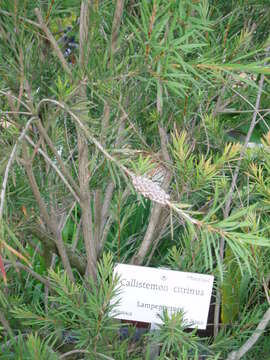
xmin=111 ymin=264 xmax=214 ymax=330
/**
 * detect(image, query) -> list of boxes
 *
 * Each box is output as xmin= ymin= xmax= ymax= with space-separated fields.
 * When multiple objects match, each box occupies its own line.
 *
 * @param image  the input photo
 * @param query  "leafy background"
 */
xmin=0 ymin=0 xmax=270 ymax=358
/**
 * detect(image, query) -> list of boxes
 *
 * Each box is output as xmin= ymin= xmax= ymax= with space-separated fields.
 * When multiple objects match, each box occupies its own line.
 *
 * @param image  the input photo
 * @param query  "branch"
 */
xmin=34 ymin=8 xmax=72 ymax=76
xmin=37 ymin=98 xmax=133 ymax=177
xmin=77 ymin=0 xmax=97 ymax=279
xmin=59 ymin=349 xmax=90 ymax=359
xmin=28 ymin=226 xmax=86 ymax=274
xmin=100 ymin=101 xmax=110 ymax=144
xmin=79 ymin=1 xmax=91 ymax=68
xmin=146 ymin=212 xmax=170 ymax=265
xmin=0 ymin=9 xmax=41 ymax=29
xmin=35 ymin=120 xmax=82 ymax=198
xmin=226 ymin=307 xmax=270 ymax=360
xmin=0 ymin=90 xmax=31 ymax=112
xmin=94 ymin=189 xmax=102 ymax=251
xmin=111 ymin=0 xmax=124 ymax=55
xmin=158 ymin=125 xmax=171 ymax=164
xmin=131 ymin=125 xmax=172 ymax=265
xmin=0 ymin=117 xmax=36 ymax=219
xmin=93 ymin=101 xmax=110 ymax=253
xmin=100 ymin=182 xmax=115 ymax=235
xmin=21 ymin=146 xmax=75 ymax=282
xmin=99 ymin=186 xmax=130 ymax=255
xmin=25 ymin=134 xmax=80 ymax=203
xmin=4 ymin=260 xmax=51 ymax=288
xmin=100 ymin=113 xmax=127 ymax=237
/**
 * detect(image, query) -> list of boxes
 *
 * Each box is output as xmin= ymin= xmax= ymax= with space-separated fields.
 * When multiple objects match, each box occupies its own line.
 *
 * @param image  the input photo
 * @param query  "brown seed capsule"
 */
xmin=131 ymin=174 xmax=170 ymax=205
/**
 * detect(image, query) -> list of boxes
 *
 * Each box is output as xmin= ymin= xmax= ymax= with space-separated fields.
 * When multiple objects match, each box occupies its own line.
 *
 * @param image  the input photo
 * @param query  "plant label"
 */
xmin=111 ymin=264 xmax=214 ymax=330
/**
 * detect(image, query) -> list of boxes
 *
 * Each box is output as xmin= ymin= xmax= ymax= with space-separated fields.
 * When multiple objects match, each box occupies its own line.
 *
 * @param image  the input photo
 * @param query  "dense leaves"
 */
xmin=0 ymin=0 xmax=270 ymax=358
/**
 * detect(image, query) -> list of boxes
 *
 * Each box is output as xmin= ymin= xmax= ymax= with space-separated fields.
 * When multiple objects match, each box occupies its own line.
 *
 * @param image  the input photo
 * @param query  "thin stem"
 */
xmin=0 ymin=9 xmax=41 ymax=29
xmin=3 ymin=260 xmax=51 ymax=288
xmin=22 ymin=146 xmax=75 ymax=282
xmin=37 ymin=98 xmax=133 ymax=177
xmin=0 ymin=117 xmax=36 ymax=219
xmin=35 ymin=8 xmax=72 ymax=76
xmin=226 ymin=307 xmax=270 ymax=360
xmin=59 ymin=350 xmax=90 ymax=359
xmin=35 ymin=120 xmax=82 ymax=198
xmin=117 ymin=196 xmax=121 ymax=262
xmin=25 ymin=135 xmax=80 ymax=203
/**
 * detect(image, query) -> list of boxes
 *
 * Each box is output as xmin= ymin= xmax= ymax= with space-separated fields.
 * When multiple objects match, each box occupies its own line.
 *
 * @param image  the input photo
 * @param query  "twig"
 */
xmin=3 ymin=260 xmax=51 ymax=288
xmin=0 ymin=117 xmax=36 ymax=219
xmin=0 ymin=9 xmax=41 ymax=29
xmin=25 ymin=135 xmax=80 ymax=203
xmin=100 ymin=110 xmax=128 ymax=238
xmin=100 ymin=182 xmax=115 ymax=236
xmin=35 ymin=120 xmax=81 ymax=198
xmin=99 ymin=187 xmax=130 ymax=255
xmin=94 ymin=101 xmax=111 ymax=253
xmin=17 ymin=47 xmax=25 ymax=113
xmin=101 ymin=101 xmax=110 ymax=144
xmin=45 ymin=0 xmax=55 ymax=23
xmin=1 ymin=111 xmax=32 ymax=115
xmin=34 ymin=8 xmax=72 ymax=76
xmin=72 ymin=218 xmax=82 ymax=252
xmin=262 ymin=276 xmax=270 ymax=305
xmin=0 ymin=90 xmax=32 ymax=112
xmin=37 ymin=98 xmax=133 ymax=177
xmin=226 ymin=307 xmax=270 ymax=360
xmin=231 ymin=87 xmax=270 ymax=131
xmin=27 ymin=226 xmax=86 ymax=274
xmin=94 ymin=189 xmax=102 ymax=251
xmin=45 ymin=253 xmax=56 ymax=314
xmin=59 ymin=349 xmax=90 ymax=359
xmin=21 ymin=145 xmax=75 ymax=282
xmin=214 ymin=58 xmax=268 ymax=337
xmin=64 ymin=113 xmax=78 ymax=177
xmin=158 ymin=125 xmax=171 ymax=164
xmin=218 ymin=108 xmax=270 ymax=114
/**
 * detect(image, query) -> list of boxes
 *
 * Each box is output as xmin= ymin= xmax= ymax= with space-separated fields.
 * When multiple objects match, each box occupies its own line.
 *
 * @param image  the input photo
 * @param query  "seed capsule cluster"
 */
xmin=131 ymin=174 xmax=170 ymax=205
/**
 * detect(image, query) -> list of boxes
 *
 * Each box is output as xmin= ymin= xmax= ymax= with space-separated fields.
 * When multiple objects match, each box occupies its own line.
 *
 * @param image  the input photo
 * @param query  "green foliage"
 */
xmin=5 ymin=254 xmax=130 ymax=358
xmin=0 ymin=333 xmax=59 ymax=360
xmin=1 ymin=0 xmax=270 ymax=358
xmin=149 ymin=311 xmax=217 ymax=359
